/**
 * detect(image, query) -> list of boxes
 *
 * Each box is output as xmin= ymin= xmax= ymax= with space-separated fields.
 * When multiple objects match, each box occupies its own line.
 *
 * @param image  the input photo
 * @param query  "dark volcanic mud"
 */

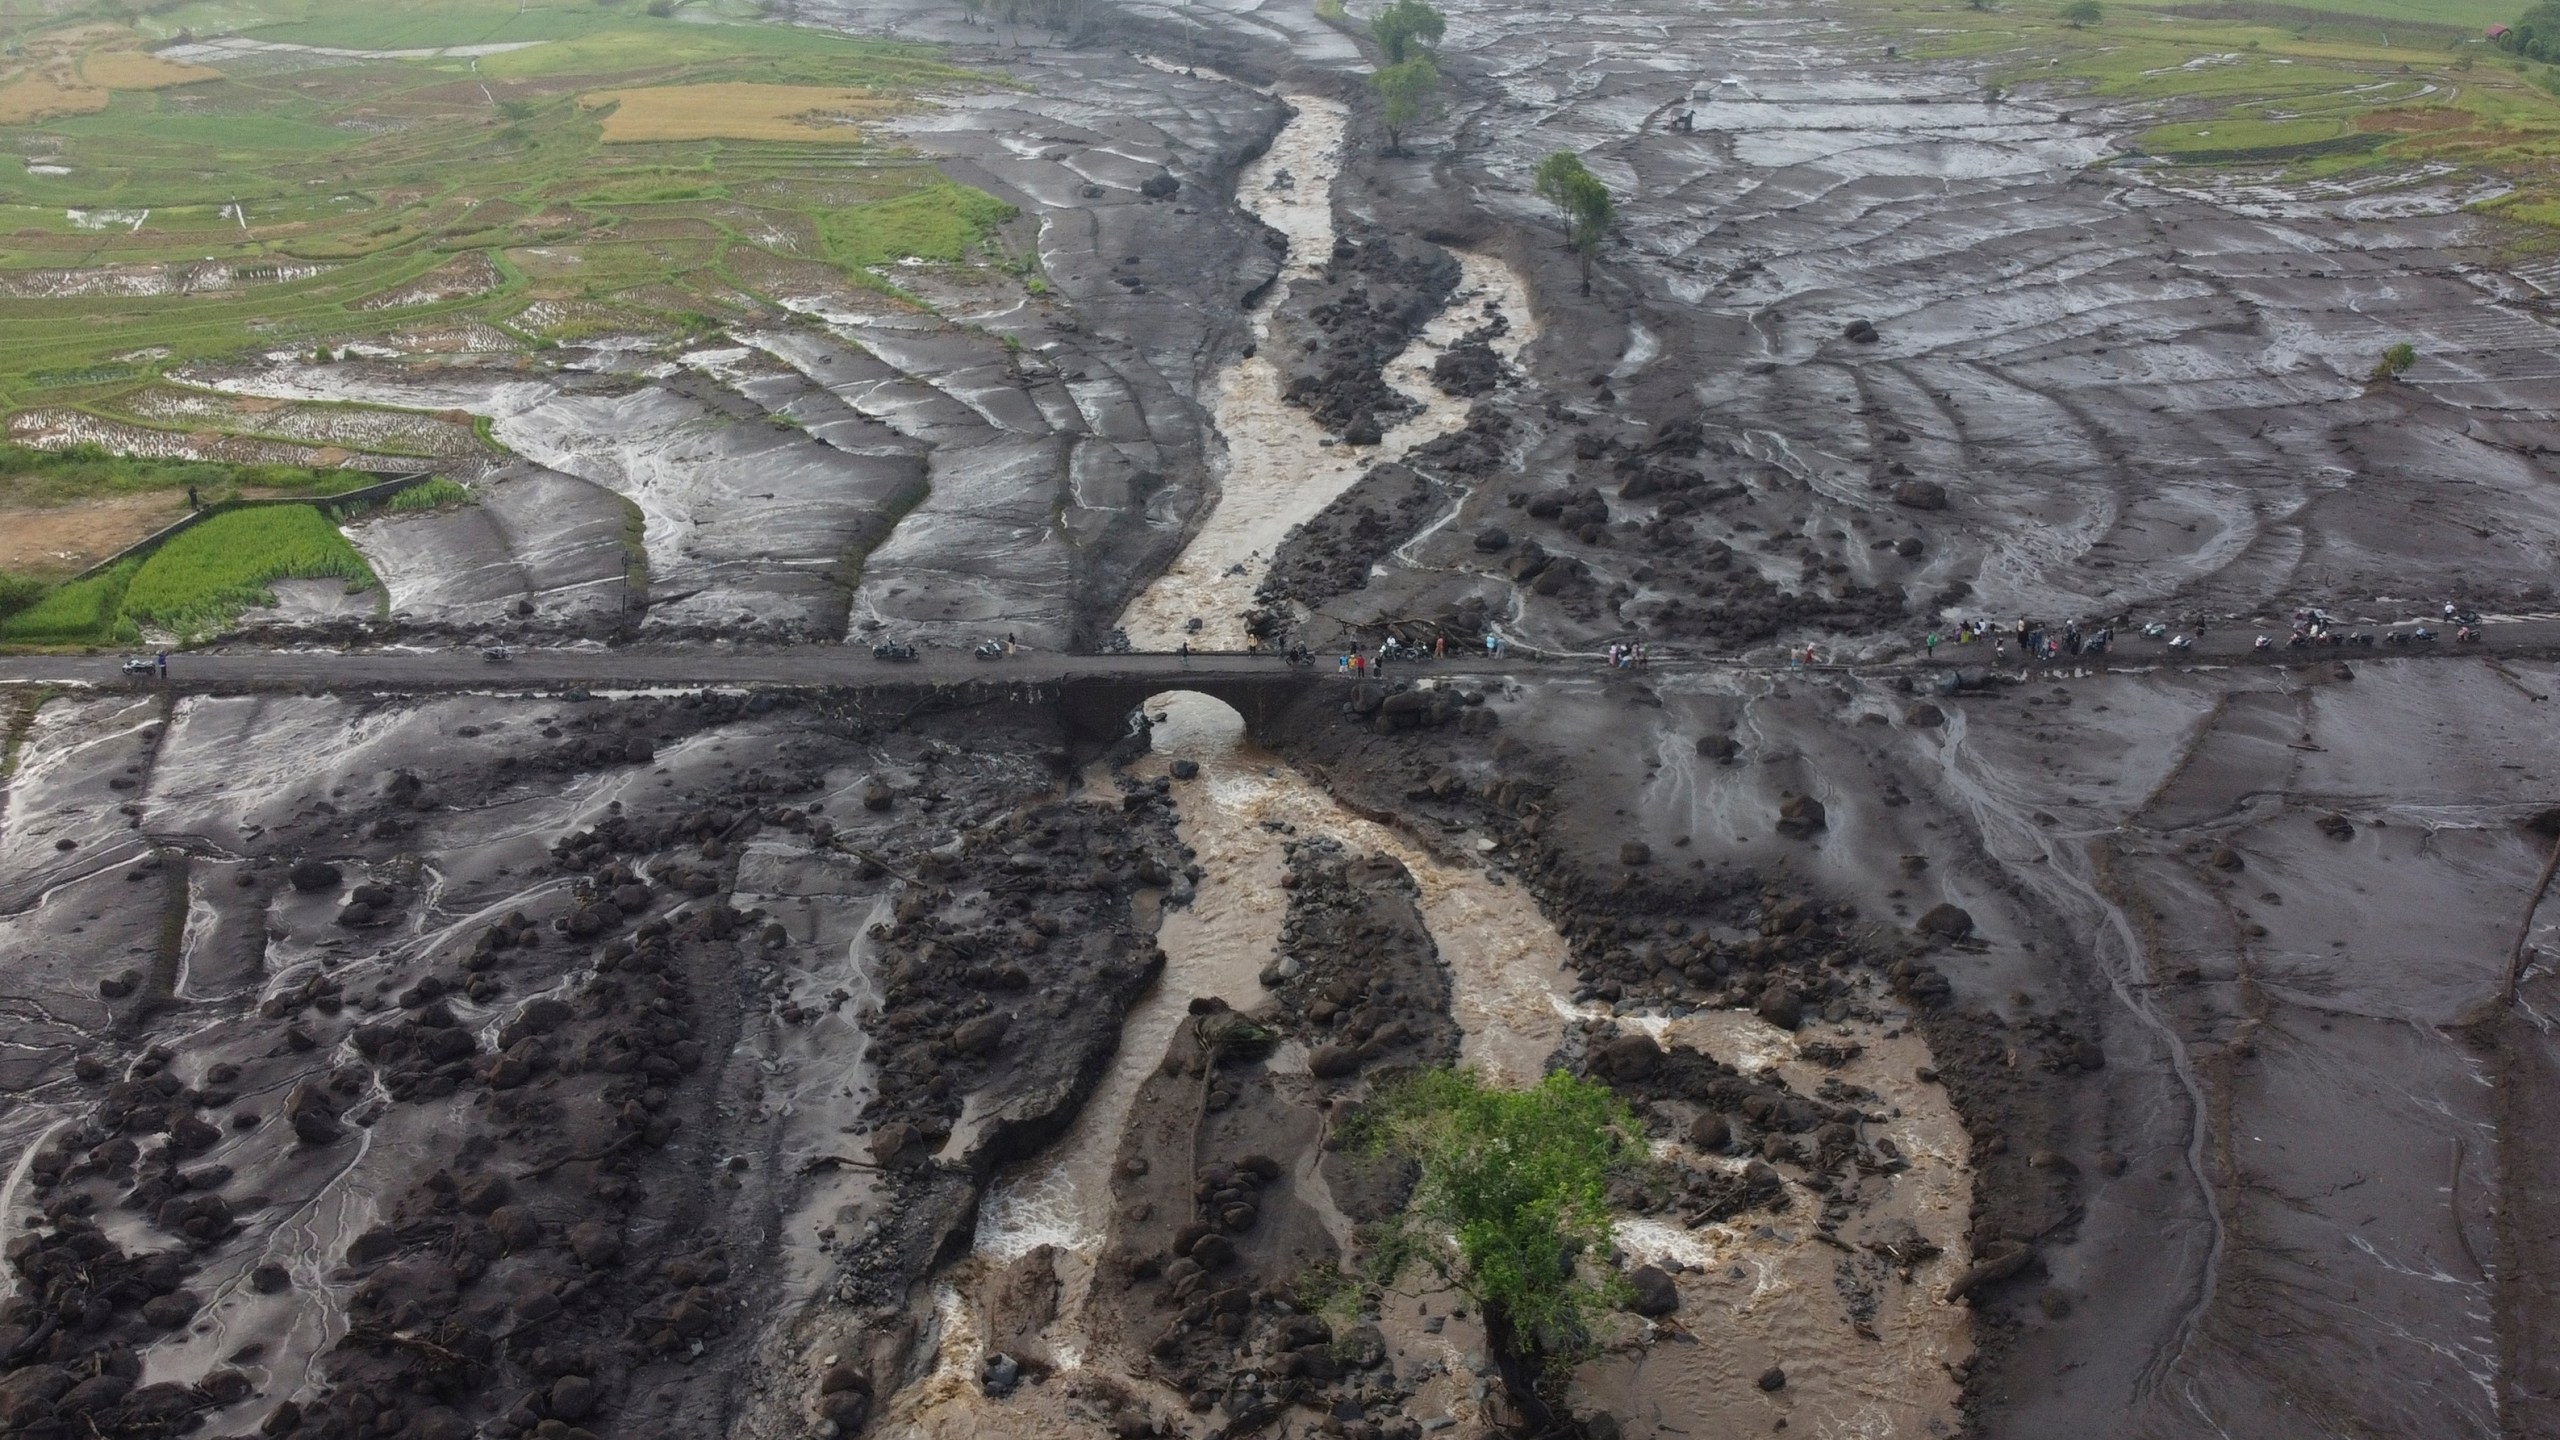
xmin=0 ymin=686 xmax=1193 ymax=1440
xmin=13 ymin=0 xmax=2560 ymax=1436
xmin=1092 ymin=0 xmax=2560 ymax=1430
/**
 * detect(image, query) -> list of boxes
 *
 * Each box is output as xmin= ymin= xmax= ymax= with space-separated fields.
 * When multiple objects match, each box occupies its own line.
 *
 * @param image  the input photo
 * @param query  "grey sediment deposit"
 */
xmin=8 ymin=0 xmax=2560 ymax=1437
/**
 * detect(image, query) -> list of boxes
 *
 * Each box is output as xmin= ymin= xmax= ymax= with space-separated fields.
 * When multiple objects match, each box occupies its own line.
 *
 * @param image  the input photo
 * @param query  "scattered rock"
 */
xmin=1915 ymin=904 xmax=1974 ymax=940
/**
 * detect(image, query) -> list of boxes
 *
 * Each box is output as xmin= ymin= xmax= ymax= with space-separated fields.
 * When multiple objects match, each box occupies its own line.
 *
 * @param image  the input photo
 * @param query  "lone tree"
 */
xmin=2059 ymin=0 xmax=2101 ymax=26
xmin=1534 ymin=150 xmax=1615 ymax=295
xmin=1357 ymin=1069 xmax=1641 ymax=1430
xmin=1371 ymin=0 xmax=1445 ymax=64
xmin=1372 ymin=54 xmax=1441 ymax=154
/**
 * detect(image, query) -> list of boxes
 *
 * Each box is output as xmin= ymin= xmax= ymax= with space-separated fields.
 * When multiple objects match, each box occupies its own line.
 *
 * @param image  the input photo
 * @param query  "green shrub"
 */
xmin=384 ymin=478 xmax=474 ymax=511
xmin=0 ymin=444 xmax=357 ymax=506
xmin=1 ymin=562 xmax=137 ymax=643
xmin=120 ymin=507 xmax=376 ymax=638
xmin=1354 ymin=1068 xmax=1641 ymax=1397
xmin=822 ymin=180 xmax=1017 ymax=269
xmin=0 ymin=573 xmax=46 ymax=622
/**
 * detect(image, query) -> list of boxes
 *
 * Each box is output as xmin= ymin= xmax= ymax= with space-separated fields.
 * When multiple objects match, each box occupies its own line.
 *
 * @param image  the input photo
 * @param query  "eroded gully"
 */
xmin=881 ymin=86 xmax=1974 ymax=1440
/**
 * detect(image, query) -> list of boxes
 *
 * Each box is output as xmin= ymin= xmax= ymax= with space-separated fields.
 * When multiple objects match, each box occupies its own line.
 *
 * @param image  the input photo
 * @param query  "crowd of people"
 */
xmin=1922 ymin=616 xmax=2114 ymax=663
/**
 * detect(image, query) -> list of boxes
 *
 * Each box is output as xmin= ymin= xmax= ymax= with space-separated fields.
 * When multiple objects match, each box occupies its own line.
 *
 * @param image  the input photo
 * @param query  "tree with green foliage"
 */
xmin=2372 ymin=342 xmax=2418 ymax=382
xmin=1356 ymin=1069 xmax=1642 ymax=1430
xmin=2500 ymin=4 xmax=2560 ymax=62
xmin=1533 ymin=150 xmax=1614 ymax=295
xmin=2059 ymin=0 xmax=2100 ymax=26
xmin=1371 ymin=0 xmax=1446 ymax=65
xmin=1372 ymin=55 xmax=1442 ymax=154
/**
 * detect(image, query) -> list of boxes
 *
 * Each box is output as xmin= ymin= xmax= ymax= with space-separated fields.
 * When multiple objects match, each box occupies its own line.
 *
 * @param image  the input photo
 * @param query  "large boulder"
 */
xmin=952 ymin=1014 xmax=1009 ymax=1057
xmin=1915 ymin=904 xmax=1974 ymax=940
xmin=567 ymin=1221 xmax=623 ymax=1268
xmin=1893 ymin=480 xmax=1948 ymax=510
xmin=1589 ymin=1033 xmax=1663 ymax=1082
xmin=1775 ymin=794 xmax=1827 ymax=839
xmin=1756 ymin=984 xmax=1804 ymax=1031
xmin=287 ymin=859 xmax=341 ymax=893
xmin=1626 ymin=1265 xmax=1680 ymax=1317
xmin=1687 ymin=1111 xmax=1730 ymax=1151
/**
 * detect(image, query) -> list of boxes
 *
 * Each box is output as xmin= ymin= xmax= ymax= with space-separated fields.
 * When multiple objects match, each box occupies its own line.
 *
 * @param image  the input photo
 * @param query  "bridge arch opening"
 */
xmin=1138 ymin=689 xmax=1252 ymax=766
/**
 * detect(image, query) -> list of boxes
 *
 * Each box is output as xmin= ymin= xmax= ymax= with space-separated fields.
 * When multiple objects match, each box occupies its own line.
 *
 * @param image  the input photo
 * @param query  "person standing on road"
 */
xmin=1925 ymin=631 xmax=1938 ymax=657
xmin=1338 ymin=653 xmax=1350 ymax=675
xmin=1434 ymin=634 xmax=1446 ymax=659
xmin=1177 ymin=641 xmax=1191 ymax=669
xmin=155 ymin=651 xmax=168 ymax=679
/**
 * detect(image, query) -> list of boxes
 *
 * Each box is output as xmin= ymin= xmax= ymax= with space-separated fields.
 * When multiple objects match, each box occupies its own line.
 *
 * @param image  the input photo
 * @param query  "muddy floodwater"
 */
xmin=1119 ymin=91 xmax=1537 ymax=651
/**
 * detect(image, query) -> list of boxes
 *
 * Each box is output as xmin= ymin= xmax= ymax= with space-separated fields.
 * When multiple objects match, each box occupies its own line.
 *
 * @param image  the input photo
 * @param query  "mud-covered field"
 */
xmin=6 ymin=0 xmax=2560 ymax=1438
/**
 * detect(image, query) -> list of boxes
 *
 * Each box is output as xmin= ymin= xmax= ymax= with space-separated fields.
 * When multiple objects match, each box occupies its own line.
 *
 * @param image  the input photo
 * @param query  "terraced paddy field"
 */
xmin=1861 ymin=0 xmax=2560 ymax=224
xmin=0 ymin=0 xmax=1078 ymax=633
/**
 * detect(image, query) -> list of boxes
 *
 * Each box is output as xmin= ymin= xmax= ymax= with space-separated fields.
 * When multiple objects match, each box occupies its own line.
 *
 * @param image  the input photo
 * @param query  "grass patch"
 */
xmin=119 ymin=505 xmax=374 ymax=637
xmin=0 ymin=443 xmax=365 ymax=508
xmin=382 ymin=477 xmax=474 ymax=511
xmin=820 ymin=178 xmax=1017 ymax=268
xmin=0 ymin=0 xmax=997 ymax=425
